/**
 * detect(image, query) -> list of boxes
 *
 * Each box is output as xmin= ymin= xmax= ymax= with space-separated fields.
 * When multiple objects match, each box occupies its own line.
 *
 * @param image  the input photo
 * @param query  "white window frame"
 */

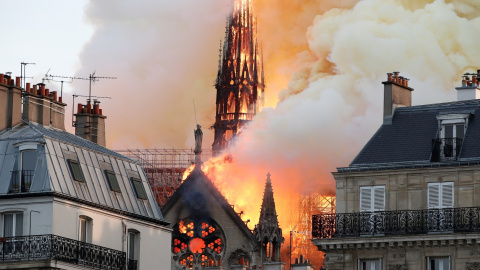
xmin=78 ymin=215 xmax=93 ymax=243
xmin=2 ymin=211 xmax=24 ymax=237
xmin=360 ymin=186 xmax=385 ymax=212
xmin=428 ymin=182 xmax=454 ymax=209
xmin=427 ymin=256 xmax=450 ymax=270
xmin=436 ymin=114 xmax=469 ymax=160
xmin=127 ymin=229 xmax=140 ymax=262
xmin=358 ymin=258 xmax=382 ymax=270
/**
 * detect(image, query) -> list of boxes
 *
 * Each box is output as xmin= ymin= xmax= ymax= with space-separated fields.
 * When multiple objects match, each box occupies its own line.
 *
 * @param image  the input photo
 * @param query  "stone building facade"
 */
xmin=312 ymin=71 xmax=480 ymax=269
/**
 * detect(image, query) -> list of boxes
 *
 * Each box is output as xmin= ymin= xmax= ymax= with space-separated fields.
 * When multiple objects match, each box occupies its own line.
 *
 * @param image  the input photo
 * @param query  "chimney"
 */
xmin=74 ymin=100 xmax=107 ymax=147
xmin=455 ymin=71 xmax=480 ymax=101
xmin=0 ymin=74 xmax=22 ymax=132
xmin=23 ymin=83 xmax=67 ymax=130
xmin=382 ymin=71 xmax=414 ymax=122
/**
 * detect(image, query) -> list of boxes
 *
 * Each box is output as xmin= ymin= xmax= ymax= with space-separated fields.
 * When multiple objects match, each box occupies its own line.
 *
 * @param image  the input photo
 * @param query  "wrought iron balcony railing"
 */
xmin=9 ymin=170 xmax=34 ymax=193
xmin=431 ymin=138 xmax=463 ymax=162
xmin=0 ymin=234 xmax=134 ymax=270
xmin=312 ymin=207 xmax=480 ymax=239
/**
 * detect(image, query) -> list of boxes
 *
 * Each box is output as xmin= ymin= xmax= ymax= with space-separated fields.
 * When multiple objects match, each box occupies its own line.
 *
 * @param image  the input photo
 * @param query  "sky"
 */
xmin=3 ymin=0 xmax=480 ymax=233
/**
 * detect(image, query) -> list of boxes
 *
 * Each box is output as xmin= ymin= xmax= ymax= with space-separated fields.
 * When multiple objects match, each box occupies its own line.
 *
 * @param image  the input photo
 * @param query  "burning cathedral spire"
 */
xmin=212 ymin=0 xmax=265 ymax=154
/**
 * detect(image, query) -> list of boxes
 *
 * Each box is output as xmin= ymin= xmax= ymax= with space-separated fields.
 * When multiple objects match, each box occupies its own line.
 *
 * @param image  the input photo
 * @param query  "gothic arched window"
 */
xmin=172 ymin=217 xmax=225 ymax=269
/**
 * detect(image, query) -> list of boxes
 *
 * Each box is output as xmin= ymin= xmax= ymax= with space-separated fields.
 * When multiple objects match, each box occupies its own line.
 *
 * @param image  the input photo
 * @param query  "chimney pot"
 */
xmin=99 ymin=109 xmax=103 ymax=115
xmin=52 ymin=91 xmax=57 ymax=101
xmin=59 ymin=96 xmax=62 ymax=103
xmin=26 ymin=83 xmax=31 ymax=93
xmin=0 ymin=74 xmax=3 ymax=84
xmin=15 ymin=77 xmax=20 ymax=87
xmin=45 ymin=89 xmax=50 ymax=96
xmin=77 ymin=103 xmax=83 ymax=114
xmin=473 ymin=76 xmax=477 ymax=86
xmin=86 ymin=103 xmax=92 ymax=114
xmin=387 ymin=73 xmax=393 ymax=81
xmin=40 ymin=85 xmax=46 ymax=96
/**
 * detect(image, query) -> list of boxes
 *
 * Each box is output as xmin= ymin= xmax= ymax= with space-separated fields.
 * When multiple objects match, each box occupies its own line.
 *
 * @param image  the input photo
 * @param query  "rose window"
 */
xmin=172 ymin=218 xmax=225 ymax=269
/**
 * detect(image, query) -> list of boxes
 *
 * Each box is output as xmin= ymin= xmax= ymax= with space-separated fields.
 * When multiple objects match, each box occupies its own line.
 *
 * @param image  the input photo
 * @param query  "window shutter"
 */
xmin=428 ymin=183 xmax=440 ymax=209
xmin=360 ymin=187 xmax=372 ymax=212
xmin=373 ymin=186 xmax=385 ymax=211
xmin=441 ymin=182 xmax=454 ymax=208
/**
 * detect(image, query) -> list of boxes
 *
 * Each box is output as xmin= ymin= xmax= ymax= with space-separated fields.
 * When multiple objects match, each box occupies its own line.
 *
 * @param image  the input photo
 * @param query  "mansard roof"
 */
xmin=344 ymin=99 xmax=480 ymax=172
xmin=0 ymin=121 xmax=166 ymax=224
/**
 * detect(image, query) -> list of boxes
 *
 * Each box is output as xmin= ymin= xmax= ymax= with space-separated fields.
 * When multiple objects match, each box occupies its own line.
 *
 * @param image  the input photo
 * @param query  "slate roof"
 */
xmin=345 ymin=99 xmax=480 ymax=172
xmin=0 ymin=121 xmax=166 ymax=223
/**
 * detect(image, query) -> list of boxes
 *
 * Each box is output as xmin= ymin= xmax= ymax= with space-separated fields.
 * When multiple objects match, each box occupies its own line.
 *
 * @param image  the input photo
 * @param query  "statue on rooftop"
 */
xmin=194 ymin=124 xmax=203 ymax=154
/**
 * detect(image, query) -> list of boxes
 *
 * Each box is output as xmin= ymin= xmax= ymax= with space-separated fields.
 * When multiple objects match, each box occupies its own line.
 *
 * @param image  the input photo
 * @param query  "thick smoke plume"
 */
xmin=79 ymin=0 xmax=480 ymax=237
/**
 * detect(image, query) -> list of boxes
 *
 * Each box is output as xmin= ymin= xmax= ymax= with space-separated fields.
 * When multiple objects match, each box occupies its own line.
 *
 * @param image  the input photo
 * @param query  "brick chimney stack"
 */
xmin=382 ymin=71 xmax=414 ymax=123
xmin=74 ymin=100 xmax=107 ymax=147
xmin=23 ymin=82 xmax=67 ymax=130
xmin=455 ymin=71 xmax=480 ymax=101
xmin=0 ymin=74 xmax=22 ymax=131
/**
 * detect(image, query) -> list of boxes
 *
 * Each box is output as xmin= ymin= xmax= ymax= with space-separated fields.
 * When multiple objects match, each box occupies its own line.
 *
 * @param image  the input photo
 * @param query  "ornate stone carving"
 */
xmin=466 ymin=262 xmax=480 ymax=270
xmin=388 ymin=264 xmax=407 ymax=270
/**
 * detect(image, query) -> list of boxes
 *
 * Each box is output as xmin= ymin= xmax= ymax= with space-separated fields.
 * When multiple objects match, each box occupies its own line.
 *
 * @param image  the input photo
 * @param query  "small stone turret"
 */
xmin=254 ymin=173 xmax=284 ymax=267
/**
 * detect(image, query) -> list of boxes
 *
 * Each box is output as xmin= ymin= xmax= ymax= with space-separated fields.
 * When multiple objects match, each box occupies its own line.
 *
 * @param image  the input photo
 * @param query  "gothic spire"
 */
xmin=255 ymin=173 xmax=284 ymax=263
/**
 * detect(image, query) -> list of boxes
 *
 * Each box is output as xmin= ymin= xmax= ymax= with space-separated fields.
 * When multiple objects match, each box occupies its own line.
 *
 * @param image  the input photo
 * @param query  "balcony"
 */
xmin=0 ymin=234 xmax=136 ymax=270
xmin=431 ymin=138 xmax=463 ymax=162
xmin=312 ymin=207 xmax=480 ymax=239
xmin=9 ymin=170 xmax=34 ymax=193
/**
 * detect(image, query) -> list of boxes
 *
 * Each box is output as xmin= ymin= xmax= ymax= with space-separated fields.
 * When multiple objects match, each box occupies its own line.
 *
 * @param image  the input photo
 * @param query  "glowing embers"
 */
xmin=189 ymin=238 xmax=206 ymax=253
xmin=172 ymin=218 xmax=225 ymax=269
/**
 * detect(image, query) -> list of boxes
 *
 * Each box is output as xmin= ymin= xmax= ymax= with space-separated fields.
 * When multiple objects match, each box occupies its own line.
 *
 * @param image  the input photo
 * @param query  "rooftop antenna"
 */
xmin=88 ymin=71 xmax=116 ymax=102
xmin=46 ymin=74 xmax=87 ymax=101
xmin=20 ymin=62 xmax=35 ymax=89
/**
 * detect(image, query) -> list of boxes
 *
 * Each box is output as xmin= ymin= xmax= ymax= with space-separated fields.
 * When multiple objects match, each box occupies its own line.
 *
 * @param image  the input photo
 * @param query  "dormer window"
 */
xmin=432 ymin=113 xmax=470 ymax=161
xmin=10 ymin=143 xmax=39 ymax=193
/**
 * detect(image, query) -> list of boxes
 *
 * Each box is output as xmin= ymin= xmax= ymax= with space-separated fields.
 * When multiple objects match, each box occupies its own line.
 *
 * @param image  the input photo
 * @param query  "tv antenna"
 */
xmin=20 ymin=62 xmax=35 ymax=89
xmin=44 ymin=72 xmax=87 ymax=102
xmin=87 ymin=71 xmax=116 ymax=102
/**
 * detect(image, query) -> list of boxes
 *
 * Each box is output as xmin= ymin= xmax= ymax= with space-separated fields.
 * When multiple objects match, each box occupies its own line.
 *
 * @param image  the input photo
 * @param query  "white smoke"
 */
xmin=77 ymin=0 xmax=231 ymax=149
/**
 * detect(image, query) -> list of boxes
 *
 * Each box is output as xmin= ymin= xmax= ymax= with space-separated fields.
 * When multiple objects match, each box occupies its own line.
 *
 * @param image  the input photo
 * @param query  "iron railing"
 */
xmin=431 ymin=138 xmax=463 ymax=161
xmin=0 ymin=234 xmax=131 ymax=269
xmin=312 ymin=207 xmax=480 ymax=239
xmin=9 ymin=170 xmax=34 ymax=193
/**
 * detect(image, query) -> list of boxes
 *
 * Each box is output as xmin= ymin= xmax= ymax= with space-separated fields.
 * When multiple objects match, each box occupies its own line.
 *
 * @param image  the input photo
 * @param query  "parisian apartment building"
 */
xmin=312 ymin=71 xmax=480 ymax=270
xmin=0 ymin=74 xmax=172 ymax=269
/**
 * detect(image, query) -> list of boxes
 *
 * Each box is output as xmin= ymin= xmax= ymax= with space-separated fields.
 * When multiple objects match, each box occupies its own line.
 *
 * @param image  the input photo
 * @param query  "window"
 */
xmin=128 ymin=229 xmax=140 ymax=265
xmin=427 ymin=257 xmax=450 ymax=270
xmin=105 ymin=171 xmax=121 ymax=192
xmin=359 ymin=259 xmax=381 ymax=270
xmin=79 ymin=215 xmax=92 ymax=243
xmin=131 ymin=177 xmax=147 ymax=200
xmin=360 ymin=186 xmax=385 ymax=212
xmin=3 ymin=212 xmax=23 ymax=237
xmin=428 ymin=182 xmax=454 ymax=209
xmin=68 ymin=160 xmax=85 ymax=182
xmin=10 ymin=149 xmax=38 ymax=193
xmin=436 ymin=114 xmax=469 ymax=160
